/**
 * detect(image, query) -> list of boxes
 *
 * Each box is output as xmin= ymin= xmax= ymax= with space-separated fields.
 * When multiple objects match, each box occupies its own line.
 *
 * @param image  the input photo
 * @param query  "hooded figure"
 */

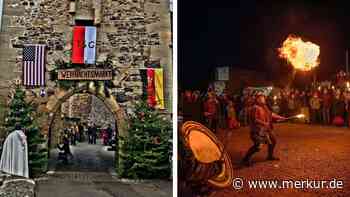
xmin=0 ymin=124 xmax=29 ymax=178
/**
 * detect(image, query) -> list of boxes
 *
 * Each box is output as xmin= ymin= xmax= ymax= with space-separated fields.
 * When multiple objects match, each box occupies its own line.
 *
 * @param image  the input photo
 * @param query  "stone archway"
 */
xmin=45 ymin=83 xmax=128 ymax=171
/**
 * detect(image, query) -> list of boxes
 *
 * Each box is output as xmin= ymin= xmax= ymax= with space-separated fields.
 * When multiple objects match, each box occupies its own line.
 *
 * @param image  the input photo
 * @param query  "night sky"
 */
xmin=179 ymin=0 xmax=350 ymax=90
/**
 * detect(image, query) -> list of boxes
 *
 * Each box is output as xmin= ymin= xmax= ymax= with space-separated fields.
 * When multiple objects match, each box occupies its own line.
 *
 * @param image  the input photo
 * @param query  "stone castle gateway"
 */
xmin=0 ymin=0 xmax=172 ymax=171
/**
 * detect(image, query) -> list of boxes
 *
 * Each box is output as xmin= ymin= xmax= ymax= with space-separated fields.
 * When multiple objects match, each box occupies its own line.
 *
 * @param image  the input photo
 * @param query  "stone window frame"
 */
xmin=0 ymin=0 xmax=3 ymax=31
xmin=74 ymin=19 xmax=95 ymax=27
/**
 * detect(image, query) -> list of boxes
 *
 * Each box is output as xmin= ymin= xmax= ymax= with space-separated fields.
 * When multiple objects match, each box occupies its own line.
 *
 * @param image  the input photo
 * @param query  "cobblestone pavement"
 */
xmin=207 ymin=123 xmax=350 ymax=197
xmin=35 ymin=171 xmax=172 ymax=197
xmin=36 ymin=139 xmax=172 ymax=197
xmin=48 ymin=139 xmax=115 ymax=172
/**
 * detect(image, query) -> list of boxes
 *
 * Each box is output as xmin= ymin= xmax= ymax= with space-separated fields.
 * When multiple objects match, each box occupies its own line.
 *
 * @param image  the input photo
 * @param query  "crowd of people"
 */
xmin=57 ymin=122 xmax=115 ymax=164
xmin=179 ymin=85 xmax=350 ymax=133
xmin=58 ymin=123 xmax=115 ymax=146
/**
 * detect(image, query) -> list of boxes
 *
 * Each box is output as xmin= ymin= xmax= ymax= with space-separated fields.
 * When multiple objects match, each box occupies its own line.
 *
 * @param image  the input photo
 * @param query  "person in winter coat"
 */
xmin=309 ymin=92 xmax=321 ymax=124
xmin=226 ymin=100 xmax=240 ymax=130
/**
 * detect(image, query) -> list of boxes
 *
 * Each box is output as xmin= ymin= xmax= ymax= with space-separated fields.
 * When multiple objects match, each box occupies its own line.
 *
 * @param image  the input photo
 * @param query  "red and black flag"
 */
xmin=140 ymin=68 xmax=164 ymax=109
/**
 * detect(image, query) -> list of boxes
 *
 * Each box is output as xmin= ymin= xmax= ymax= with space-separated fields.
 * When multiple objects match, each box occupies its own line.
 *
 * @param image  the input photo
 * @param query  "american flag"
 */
xmin=22 ymin=44 xmax=46 ymax=87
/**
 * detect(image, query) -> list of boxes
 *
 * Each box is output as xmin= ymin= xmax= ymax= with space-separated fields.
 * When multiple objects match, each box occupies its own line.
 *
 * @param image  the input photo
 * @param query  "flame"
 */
xmin=278 ymin=35 xmax=320 ymax=71
xmin=296 ymin=114 xmax=305 ymax=119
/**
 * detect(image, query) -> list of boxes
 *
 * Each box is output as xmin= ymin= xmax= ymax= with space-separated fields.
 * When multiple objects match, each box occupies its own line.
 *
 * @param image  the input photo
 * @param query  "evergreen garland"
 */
xmin=4 ymin=88 xmax=47 ymax=177
xmin=119 ymin=101 xmax=172 ymax=179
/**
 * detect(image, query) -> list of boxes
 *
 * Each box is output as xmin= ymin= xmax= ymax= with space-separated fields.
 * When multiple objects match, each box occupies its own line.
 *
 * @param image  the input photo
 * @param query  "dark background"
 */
xmin=179 ymin=0 xmax=350 ymax=90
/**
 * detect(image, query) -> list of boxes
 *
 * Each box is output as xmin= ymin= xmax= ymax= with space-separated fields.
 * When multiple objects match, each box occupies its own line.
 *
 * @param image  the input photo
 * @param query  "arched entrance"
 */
xmin=45 ymin=83 xmax=128 ymax=172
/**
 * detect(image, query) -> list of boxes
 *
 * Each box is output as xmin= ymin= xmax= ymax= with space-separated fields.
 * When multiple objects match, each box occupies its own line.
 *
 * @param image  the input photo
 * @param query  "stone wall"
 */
xmin=0 ymin=173 xmax=35 ymax=197
xmin=88 ymin=95 xmax=115 ymax=130
xmin=61 ymin=93 xmax=92 ymax=119
xmin=0 ymin=0 xmax=172 ymax=133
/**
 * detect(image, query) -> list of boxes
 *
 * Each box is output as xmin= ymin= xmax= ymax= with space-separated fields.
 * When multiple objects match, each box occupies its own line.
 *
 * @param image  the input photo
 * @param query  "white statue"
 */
xmin=0 ymin=124 xmax=29 ymax=178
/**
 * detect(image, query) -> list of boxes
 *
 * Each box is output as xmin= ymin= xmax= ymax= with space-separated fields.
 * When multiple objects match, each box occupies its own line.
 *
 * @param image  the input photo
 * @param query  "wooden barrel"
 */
xmin=181 ymin=121 xmax=233 ymax=188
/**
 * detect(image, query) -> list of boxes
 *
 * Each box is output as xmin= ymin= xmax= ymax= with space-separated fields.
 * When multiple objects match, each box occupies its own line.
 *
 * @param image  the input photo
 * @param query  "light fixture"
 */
xmin=40 ymin=88 xmax=46 ymax=97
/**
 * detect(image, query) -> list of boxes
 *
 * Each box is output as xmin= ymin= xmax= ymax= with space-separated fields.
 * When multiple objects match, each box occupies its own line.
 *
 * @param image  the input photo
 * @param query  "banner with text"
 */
xmin=58 ymin=69 xmax=113 ymax=80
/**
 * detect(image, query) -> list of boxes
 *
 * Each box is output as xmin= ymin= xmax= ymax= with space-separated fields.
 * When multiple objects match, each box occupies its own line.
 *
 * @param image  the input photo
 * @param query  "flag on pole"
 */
xmin=154 ymin=68 xmax=164 ymax=109
xmin=141 ymin=68 xmax=165 ymax=109
xmin=147 ymin=68 xmax=156 ymax=107
xmin=22 ymin=44 xmax=46 ymax=87
xmin=71 ymin=26 xmax=97 ymax=64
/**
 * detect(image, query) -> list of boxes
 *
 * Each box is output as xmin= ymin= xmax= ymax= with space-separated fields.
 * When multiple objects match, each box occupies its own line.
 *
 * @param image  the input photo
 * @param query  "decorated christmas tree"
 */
xmin=119 ymin=101 xmax=172 ymax=179
xmin=5 ymin=88 xmax=47 ymax=177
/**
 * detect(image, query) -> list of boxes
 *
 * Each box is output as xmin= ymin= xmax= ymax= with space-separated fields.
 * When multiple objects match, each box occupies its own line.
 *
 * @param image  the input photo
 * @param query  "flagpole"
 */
xmin=346 ymin=49 xmax=349 ymax=75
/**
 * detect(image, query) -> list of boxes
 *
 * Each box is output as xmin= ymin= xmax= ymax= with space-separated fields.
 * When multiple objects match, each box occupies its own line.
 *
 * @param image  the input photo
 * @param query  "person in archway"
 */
xmin=73 ymin=123 xmax=80 ymax=143
xmin=70 ymin=125 xmax=77 ymax=146
xmin=77 ymin=122 xmax=84 ymax=142
xmin=101 ymin=128 xmax=108 ymax=145
xmin=57 ymin=134 xmax=73 ymax=164
xmin=106 ymin=124 xmax=113 ymax=143
xmin=241 ymin=92 xmax=286 ymax=166
xmin=91 ymin=123 xmax=98 ymax=144
xmin=108 ymin=128 xmax=117 ymax=150
xmin=87 ymin=124 xmax=93 ymax=144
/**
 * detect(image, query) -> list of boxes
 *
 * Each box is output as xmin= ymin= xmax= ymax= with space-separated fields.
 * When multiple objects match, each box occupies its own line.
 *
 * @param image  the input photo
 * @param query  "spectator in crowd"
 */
xmin=226 ymin=100 xmax=239 ymax=130
xmin=191 ymin=90 xmax=203 ymax=123
xmin=287 ymin=93 xmax=298 ymax=116
xmin=182 ymin=90 xmax=193 ymax=122
xmin=179 ymin=83 xmax=350 ymax=132
xmin=270 ymin=95 xmax=281 ymax=114
xmin=203 ymin=92 xmax=219 ymax=133
xmin=309 ymin=92 xmax=322 ymax=124
xmin=321 ymin=88 xmax=333 ymax=125
xmin=239 ymin=94 xmax=254 ymax=126
xmin=344 ymin=90 xmax=350 ymax=127
xmin=280 ymin=91 xmax=289 ymax=117
xmin=332 ymin=90 xmax=346 ymax=126
xmin=300 ymin=91 xmax=310 ymax=123
xmin=218 ymin=92 xmax=229 ymax=129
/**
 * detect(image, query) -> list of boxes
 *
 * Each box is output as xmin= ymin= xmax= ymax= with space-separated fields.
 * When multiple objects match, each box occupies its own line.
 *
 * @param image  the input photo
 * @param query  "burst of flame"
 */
xmin=278 ymin=35 xmax=320 ymax=71
xmin=296 ymin=114 xmax=305 ymax=119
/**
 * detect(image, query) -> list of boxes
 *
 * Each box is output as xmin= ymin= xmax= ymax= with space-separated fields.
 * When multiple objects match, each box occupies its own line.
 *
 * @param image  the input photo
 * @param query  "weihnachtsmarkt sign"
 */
xmin=58 ymin=69 xmax=113 ymax=80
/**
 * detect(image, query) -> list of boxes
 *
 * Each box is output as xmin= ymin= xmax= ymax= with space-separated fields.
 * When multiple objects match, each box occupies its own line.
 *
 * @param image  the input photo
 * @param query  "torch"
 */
xmin=277 ymin=114 xmax=305 ymax=122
